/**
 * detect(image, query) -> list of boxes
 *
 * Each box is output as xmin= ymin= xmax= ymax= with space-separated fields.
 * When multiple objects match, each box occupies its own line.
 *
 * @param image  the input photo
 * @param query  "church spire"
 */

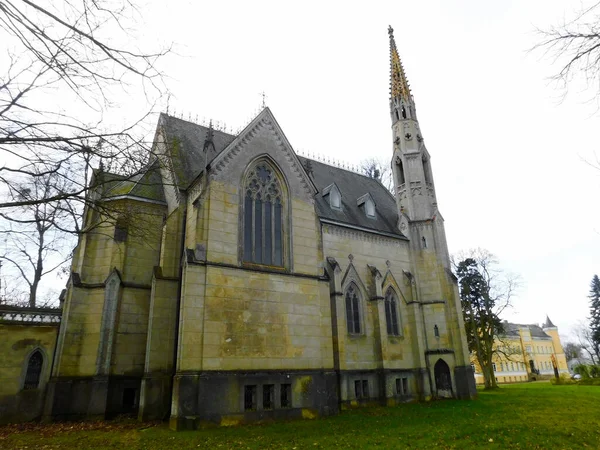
xmin=388 ymin=26 xmax=411 ymax=102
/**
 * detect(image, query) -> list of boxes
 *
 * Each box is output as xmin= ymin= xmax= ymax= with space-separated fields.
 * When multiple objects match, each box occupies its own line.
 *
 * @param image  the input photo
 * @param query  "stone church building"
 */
xmin=37 ymin=28 xmax=476 ymax=428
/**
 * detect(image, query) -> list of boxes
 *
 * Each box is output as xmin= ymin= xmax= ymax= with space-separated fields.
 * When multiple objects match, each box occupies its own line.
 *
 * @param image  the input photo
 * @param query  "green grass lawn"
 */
xmin=2 ymin=382 xmax=599 ymax=449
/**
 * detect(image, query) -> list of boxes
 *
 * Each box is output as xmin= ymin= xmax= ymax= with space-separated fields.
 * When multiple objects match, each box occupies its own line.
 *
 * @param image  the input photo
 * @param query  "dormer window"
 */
xmin=330 ymin=187 xmax=341 ymax=209
xmin=365 ymin=199 xmax=375 ymax=217
xmin=322 ymin=183 xmax=342 ymax=210
xmin=357 ymin=193 xmax=376 ymax=219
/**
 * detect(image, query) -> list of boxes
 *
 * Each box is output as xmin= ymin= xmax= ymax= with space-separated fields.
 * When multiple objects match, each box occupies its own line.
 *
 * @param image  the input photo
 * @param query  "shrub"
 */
xmin=589 ymin=365 xmax=600 ymax=378
xmin=573 ymin=364 xmax=591 ymax=378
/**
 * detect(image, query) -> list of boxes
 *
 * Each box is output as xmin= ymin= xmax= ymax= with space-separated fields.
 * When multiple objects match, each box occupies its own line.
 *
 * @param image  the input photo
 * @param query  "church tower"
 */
xmin=388 ymin=25 xmax=449 ymax=273
xmin=389 ymin=26 xmax=437 ymax=237
xmin=388 ymin=26 xmax=476 ymax=399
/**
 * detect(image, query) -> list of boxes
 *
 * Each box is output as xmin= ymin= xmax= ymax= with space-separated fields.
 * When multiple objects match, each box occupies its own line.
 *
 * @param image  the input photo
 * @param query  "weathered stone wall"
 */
xmin=46 ymin=199 xmax=164 ymax=419
xmin=0 ymin=323 xmax=58 ymax=423
xmin=322 ymin=224 xmax=415 ymax=369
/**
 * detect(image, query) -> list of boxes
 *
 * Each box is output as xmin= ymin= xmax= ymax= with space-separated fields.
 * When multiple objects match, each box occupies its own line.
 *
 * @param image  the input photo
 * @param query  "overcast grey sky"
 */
xmin=5 ymin=0 xmax=599 ymax=339
xmin=139 ymin=0 xmax=600 ymax=338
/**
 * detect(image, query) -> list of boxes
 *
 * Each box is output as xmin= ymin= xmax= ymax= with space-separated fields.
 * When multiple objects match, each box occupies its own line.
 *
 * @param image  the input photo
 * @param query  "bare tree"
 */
xmin=0 ymin=1 xmax=170 ymax=305
xmin=360 ymin=157 xmax=393 ymax=192
xmin=452 ymin=248 xmax=520 ymax=389
xmin=563 ymin=341 xmax=583 ymax=361
xmin=574 ymin=320 xmax=599 ymax=364
xmin=1 ymin=169 xmax=77 ymax=306
xmin=534 ymin=2 xmax=600 ymax=102
xmin=0 ymin=0 xmax=170 ymax=218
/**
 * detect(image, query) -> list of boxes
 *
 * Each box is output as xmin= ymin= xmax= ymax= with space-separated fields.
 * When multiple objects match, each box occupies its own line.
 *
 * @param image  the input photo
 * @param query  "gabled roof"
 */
xmin=299 ymin=156 xmax=404 ymax=238
xmin=158 ymin=113 xmax=236 ymax=189
xmin=156 ymin=112 xmax=404 ymax=238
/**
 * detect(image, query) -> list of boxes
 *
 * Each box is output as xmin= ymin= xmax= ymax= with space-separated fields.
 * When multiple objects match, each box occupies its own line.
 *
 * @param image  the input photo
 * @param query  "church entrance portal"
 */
xmin=434 ymin=359 xmax=453 ymax=398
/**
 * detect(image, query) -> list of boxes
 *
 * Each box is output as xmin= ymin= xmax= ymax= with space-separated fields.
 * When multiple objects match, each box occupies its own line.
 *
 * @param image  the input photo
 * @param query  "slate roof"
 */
xmin=159 ymin=113 xmax=236 ymax=189
xmin=298 ymin=156 xmax=403 ymax=238
xmin=98 ymin=160 xmax=166 ymax=204
xmin=501 ymin=322 xmax=552 ymax=339
xmin=158 ymin=113 xmax=404 ymax=238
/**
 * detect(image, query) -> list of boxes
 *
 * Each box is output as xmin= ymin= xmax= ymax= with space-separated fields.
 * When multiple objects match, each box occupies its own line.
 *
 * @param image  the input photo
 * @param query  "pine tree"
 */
xmin=589 ymin=275 xmax=600 ymax=360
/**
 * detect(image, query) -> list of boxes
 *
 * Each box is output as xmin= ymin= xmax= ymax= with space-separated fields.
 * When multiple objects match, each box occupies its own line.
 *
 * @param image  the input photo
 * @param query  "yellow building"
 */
xmin=0 ymin=305 xmax=61 ymax=424
xmin=3 ymin=28 xmax=477 ymax=427
xmin=472 ymin=317 xmax=569 ymax=384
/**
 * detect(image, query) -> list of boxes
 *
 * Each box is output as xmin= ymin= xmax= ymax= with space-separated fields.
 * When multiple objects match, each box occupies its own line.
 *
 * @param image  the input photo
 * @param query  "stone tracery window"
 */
xmin=384 ymin=287 xmax=400 ymax=336
xmin=243 ymin=162 xmax=284 ymax=266
xmin=345 ymin=283 xmax=361 ymax=334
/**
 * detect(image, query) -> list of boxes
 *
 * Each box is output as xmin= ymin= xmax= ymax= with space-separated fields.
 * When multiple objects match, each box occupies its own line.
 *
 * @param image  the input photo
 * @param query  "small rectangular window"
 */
xmin=280 ymin=383 xmax=291 ymax=408
xmin=114 ymin=223 xmax=128 ymax=242
xmin=355 ymin=379 xmax=369 ymax=399
xmin=362 ymin=380 xmax=369 ymax=399
xmin=263 ymin=384 xmax=274 ymax=410
xmin=492 ymin=363 xmax=497 ymax=371
xmin=123 ymin=388 xmax=136 ymax=411
xmin=244 ymin=385 xmax=257 ymax=411
xmin=402 ymin=378 xmax=408 ymax=395
xmin=395 ymin=378 xmax=401 ymax=395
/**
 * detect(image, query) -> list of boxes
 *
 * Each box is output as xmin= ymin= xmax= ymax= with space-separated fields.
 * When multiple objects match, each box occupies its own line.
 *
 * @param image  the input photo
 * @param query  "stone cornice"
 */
xmin=321 ymin=220 xmax=408 ymax=244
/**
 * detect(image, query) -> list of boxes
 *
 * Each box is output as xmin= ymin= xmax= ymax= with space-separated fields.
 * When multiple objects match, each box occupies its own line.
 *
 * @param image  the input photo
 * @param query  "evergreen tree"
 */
xmin=453 ymin=249 xmax=518 ymax=389
xmin=589 ymin=275 xmax=600 ymax=360
xmin=455 ymin=257 xmax=501 ymax=389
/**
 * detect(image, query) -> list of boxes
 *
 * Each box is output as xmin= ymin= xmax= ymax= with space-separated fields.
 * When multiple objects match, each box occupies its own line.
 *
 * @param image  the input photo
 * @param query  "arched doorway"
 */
xmin=434 ymin=359 xmax=453 ymax=398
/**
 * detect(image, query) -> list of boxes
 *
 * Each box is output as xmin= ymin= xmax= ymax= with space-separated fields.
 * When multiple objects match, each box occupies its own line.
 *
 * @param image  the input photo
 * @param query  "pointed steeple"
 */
xmin=543 ymin=315 xmax=556 ymax=328
xmin=388 ymin=26 xmax=411 ymax=102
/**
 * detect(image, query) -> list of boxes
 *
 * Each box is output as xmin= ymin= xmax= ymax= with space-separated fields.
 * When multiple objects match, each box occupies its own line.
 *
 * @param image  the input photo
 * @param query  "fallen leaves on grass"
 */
xmin=0 ymin=419 xmax=161 ymax=439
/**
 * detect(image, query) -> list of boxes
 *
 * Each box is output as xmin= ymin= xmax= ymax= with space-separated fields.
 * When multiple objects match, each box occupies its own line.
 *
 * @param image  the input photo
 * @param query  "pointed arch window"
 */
xmin=345 ymin=283 xmax=361 ymax=334
xmin=384 ymin=288 xmax=400 ymax=336
xmin=243 ymin=162 xmax=284 ymax=266
xmin=23 ymin=350 xmax=43 ymax=390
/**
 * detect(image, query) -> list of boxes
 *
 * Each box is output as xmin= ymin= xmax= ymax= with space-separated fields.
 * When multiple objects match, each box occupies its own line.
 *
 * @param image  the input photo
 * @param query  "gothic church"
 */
xmin=41 ymin=27 xmax=477 ymax=428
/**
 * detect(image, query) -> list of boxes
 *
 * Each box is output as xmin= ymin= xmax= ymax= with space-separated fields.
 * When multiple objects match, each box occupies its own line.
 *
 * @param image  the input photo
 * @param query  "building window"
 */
xmin=357 ymin=193 xmax=376 ymax=218
xmin=365 ymin=198 xmax=376 ymax=217
xmin=526 ymin=345 xmax=532 ymax=353
xmin=345 ymin=283 xmax=361 ymax=334
xmin=114 ymin=219 xmax=128 ymax=242
xmin=122 ymin=388 xmax=136 ymax=412
xmin=23 ymin=350 xmax=43 ymax=390
xmin=355 ymin=380 xmax=369 ymax=399
xmin=263 ymin=384 xmax=274 ymax=410
xmin=396 ymin=377 xmax=409 ymax=396
xmin=244 ymin=385 xmax=257 ymax=411
xmin=492 ymin=363 xmax=497 ymax=371
xmin=330 ymin=186 xmax=341 ymax=209
xmin=243 ymin=162 xmax=284 ymax=266
xmin=280 ymin=383 xmax=291 ymax=408
xmin=384 ymin=288 xmax=400 ymax=336
xmin=421 ymin=236 xmax=427 ymax=249
xmin=434 ymin=324 xmax=439 ymax=337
